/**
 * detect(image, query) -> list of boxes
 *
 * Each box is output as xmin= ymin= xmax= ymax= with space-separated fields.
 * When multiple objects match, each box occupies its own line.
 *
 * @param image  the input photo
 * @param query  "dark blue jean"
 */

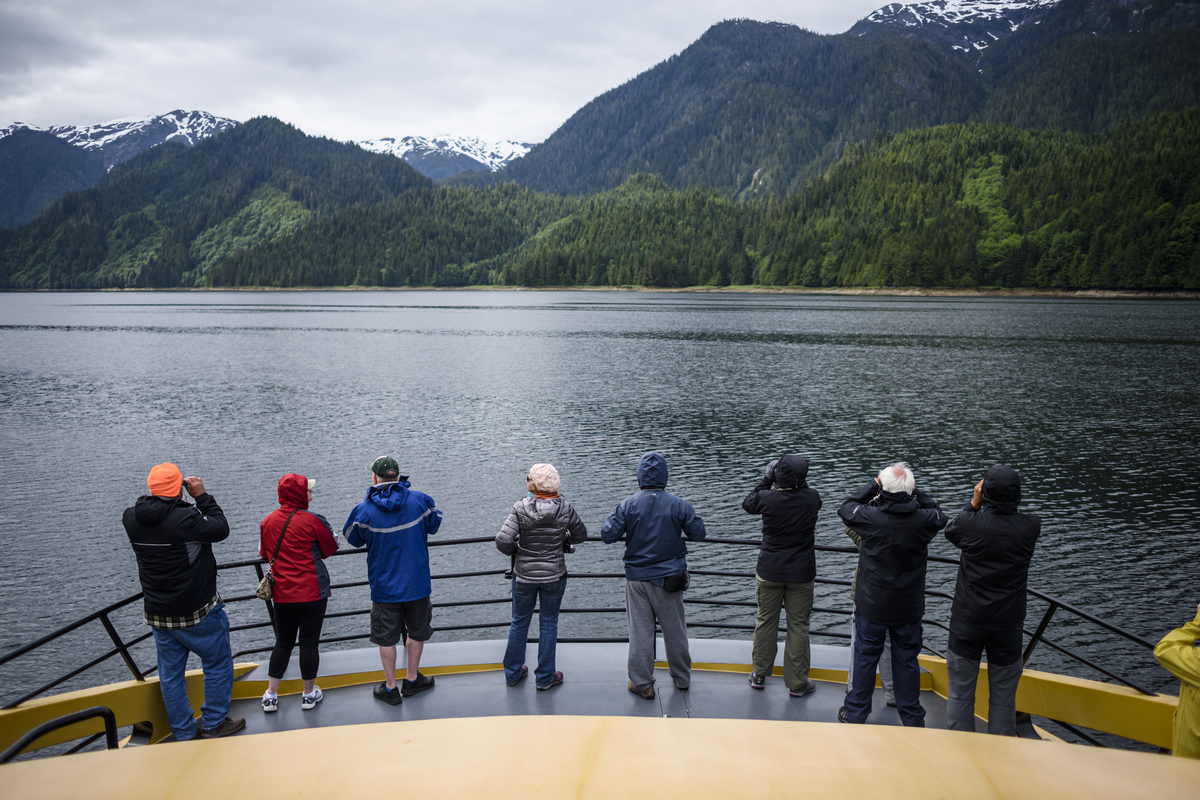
xmin=150 ymin=605 xmax=234 ymax=740
xmin=503 ymin=577 xmax=567 ymax=687
xmin=844 ymin=613 xmax=925 ymax=726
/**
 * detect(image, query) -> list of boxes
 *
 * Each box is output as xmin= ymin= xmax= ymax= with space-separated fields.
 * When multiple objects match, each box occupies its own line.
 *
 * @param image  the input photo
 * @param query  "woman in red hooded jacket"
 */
xmin=258 ymin=474 xmax=339 ymax=712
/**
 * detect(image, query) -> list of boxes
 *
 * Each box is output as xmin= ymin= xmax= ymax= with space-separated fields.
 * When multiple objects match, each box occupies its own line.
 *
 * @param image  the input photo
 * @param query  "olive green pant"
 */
xmin=752 ymin=575 xmax=814 ymax=691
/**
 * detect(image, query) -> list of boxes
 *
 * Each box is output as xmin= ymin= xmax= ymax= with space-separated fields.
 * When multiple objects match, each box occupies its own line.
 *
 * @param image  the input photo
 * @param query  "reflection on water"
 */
xmin=1 ymin=291 xmax=1197 ymax=700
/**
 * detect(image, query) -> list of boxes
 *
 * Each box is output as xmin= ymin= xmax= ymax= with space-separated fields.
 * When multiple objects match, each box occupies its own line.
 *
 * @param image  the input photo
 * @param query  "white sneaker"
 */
xmin=301 ymin=686 xmax=323 ymax=710
xmin=261 ymin=692 xmax=278 ymax=713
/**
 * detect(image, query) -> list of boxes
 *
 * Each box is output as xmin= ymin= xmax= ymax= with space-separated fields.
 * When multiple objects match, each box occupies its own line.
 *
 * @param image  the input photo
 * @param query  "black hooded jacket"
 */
xmin=742 ymin=455 xmax=822 ymax=583
xmin=944 ymin=465 xmax=1041 ymax=632
xmin=837 ymin=480 xmax=948 ymax=626
xmin=123 ymin=493 xmax=230 ymax=618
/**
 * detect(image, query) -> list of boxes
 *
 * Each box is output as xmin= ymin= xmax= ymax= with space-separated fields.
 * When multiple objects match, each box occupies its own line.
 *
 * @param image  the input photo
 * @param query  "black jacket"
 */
xmin=944 ymin=465 xmax=1040 ymax=632
xmin=742 ymin=455 xmax=822 ymax=583
xmin=123 ymin=493 xmax=230 ymax=617
xmin=837 ymin=480 xmax=948 ymax=626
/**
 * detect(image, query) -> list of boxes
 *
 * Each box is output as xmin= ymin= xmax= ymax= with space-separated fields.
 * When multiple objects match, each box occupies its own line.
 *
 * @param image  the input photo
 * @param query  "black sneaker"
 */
xmin=789 ymin=680 xmax=817 ymax=698
xmin=748 ymin=671 xmax=766 ymax=690
xmin=401 ymin=672 xmax=435 ymax=696
xmin=837 ymin=706 xmax=858 ymax=724
xmin=198 ymin=717 xmax=246 ymax=738
xmin=373 ymin=681 xmax=402 ymax=705
xmin=537 ymin=671 xmax=563 ymax=691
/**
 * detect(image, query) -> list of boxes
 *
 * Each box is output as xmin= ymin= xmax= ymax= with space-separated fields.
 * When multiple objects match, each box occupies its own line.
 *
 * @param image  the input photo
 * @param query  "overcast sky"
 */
xmin=1 ymin=1 xmax=885 ymax=145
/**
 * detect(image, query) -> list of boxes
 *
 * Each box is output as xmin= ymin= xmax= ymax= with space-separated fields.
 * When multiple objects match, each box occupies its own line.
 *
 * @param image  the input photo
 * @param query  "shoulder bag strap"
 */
xmin=269 ymin=509 xmax=300 ymax=567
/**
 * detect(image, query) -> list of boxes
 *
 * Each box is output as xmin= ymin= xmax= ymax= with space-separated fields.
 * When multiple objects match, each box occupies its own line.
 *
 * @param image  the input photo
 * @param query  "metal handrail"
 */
xmin=0 ymin=533 xmax=1162 ymax=715
xmin=0 ymin=706 xmax=119 ymax=764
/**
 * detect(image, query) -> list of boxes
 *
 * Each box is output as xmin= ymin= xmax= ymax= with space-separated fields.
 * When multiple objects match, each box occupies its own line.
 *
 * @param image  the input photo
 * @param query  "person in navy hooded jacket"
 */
xmin=344 ymin=456 xmax=442 ymax=705
xmin=601 ymin=452 xmax=706 ymax=699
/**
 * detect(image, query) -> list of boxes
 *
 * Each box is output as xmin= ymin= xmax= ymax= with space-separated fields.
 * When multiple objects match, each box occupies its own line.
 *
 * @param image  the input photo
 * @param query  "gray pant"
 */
xmin=752 ymin=575 xmax=813 ymax=691
xmin=945 ymin=648 xmax=1024 ymax=736
xmin=626 ymin=580 xmax=691 ymax=691
xmin=847 ymin=609 xmax=894 ymax=704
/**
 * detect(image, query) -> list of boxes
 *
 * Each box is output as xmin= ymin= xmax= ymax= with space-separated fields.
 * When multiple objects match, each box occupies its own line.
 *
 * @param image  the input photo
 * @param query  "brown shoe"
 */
xmin=628 ymin=680 xmax=655 ymax=700
xmin=199 ymin=716 xmax=246 ymax=738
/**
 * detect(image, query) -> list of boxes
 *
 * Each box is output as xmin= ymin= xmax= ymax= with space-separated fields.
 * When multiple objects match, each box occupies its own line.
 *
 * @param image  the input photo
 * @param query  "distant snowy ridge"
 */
xmin=852 ymin=0 xmax=1057 ymax=53
xmin=0 ymin=110 xmax=239 ymax=169
xmin=358 ymin=134 xmax=532 ymax=175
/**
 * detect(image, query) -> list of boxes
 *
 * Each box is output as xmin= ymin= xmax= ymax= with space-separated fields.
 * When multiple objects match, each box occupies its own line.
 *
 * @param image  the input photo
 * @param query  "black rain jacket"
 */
xmin=944 ymin=465 xmax=1041 ymax=632
xmin=742 ymin=455 xmax=822 ymax=583
xmin=837 ymin=480 xmax=947 ymax=626
xmin=123 ymin=493 xmax=230 ymax=617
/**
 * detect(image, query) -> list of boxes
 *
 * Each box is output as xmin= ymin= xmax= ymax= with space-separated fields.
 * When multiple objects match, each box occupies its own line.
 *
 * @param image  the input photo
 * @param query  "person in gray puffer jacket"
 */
xmin=496 ymin=463 xmax=588 ymax=690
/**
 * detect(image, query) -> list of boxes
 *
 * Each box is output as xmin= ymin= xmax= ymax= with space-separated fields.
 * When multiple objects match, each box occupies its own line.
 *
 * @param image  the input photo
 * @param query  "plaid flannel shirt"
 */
xmin=144 ymin=591 xmax=222 ymax=629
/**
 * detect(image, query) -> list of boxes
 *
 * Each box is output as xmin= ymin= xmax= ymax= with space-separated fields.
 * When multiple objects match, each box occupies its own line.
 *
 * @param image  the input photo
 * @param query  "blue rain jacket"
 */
xmin=600 ymin=452 xmax=706 ymax=581
xmin=344 ymin=479 xmax=442 ymax=603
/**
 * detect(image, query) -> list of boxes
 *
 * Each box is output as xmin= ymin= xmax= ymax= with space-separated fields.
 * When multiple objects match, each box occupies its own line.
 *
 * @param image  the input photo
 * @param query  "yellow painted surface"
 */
xmin=0 ymin=664 xmax=257 ymax=751
xmin=4 ymin=715 xmax=1199 ymax=798
xmin=692 ymin=662 xmax=930 ymax=689
xmin=919 ymin=654 xmax=1178 ymax=749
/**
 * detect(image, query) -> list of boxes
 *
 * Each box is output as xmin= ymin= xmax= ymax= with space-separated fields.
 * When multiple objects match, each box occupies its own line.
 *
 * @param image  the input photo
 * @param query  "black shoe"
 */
xmin=837 ymin=706 xmax=857 ymax=724
xmin=748 ymin=671 xmax=765 ymax=690
xmin=373 ymin=681 xmax=402 ymax=705
xmin=537 ymin=671 xmax=563 ymax=691
xmin=886 ymin=699 xmax=897 ymax=708
xmin=906 ymin=718 xmax=926 ymax=728
xmin=401 ymin=672 xmax=435 ymax=696
xmin=507 ymin=665 xmax=528 ymax=687
xmin=789 ymin=680 xmax=817 ymax=698
xmin=198 ymin=717 xmax=246 ymax=738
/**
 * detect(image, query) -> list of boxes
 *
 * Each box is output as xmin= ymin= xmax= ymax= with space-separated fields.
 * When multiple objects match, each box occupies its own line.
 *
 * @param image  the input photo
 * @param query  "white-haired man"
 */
xmin=837 ymin=463 xmax=947 ymax=727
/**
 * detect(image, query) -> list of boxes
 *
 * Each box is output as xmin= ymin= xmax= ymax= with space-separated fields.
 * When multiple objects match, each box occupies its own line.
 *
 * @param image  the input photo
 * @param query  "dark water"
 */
xmin=1 ymin=290 xmax=1197 ymax=704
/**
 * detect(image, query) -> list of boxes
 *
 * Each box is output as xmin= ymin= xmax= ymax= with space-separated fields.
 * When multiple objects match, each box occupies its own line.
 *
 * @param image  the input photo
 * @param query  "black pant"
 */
xmin=948 ymin=619 xmax=1023 ymax=667
xmin=269 ymin=598 xmax=328 ymax=681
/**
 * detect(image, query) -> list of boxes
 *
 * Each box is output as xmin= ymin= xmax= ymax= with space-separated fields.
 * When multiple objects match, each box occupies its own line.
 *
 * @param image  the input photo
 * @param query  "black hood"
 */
xmin=133 ymin=495 xmax=188 ymax=526
xmin=775 ymin=455 xmax=810 ymax=489
xmin=981 ymin=464 xmax=1021 ymax=514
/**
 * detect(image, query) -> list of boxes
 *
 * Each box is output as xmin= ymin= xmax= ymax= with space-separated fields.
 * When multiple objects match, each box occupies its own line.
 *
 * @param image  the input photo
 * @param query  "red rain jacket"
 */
xmin=259 ymin=474 xmax=339 ymax=603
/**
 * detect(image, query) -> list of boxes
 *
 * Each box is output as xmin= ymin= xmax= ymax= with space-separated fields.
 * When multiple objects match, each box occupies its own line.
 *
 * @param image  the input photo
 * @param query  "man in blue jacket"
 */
xmin=344 ymin=456 xmax=442 ymax=705
xmin=601 ymin=452 xmax=706 ymax=699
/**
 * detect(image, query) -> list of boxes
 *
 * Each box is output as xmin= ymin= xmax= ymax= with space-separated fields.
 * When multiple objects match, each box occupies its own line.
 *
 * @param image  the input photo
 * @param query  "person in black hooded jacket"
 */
xmin=123 ymin=462 xmax=243 ymax=741
xmin=943 ymin=464 xmax=1040 ymax=736
xmin=742 ymin=455 xmax=821 ymax=697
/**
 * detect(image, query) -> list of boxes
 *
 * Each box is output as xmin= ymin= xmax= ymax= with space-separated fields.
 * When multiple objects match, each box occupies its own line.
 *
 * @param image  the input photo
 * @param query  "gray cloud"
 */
xmin=0 ymin=0 xmax=885 ymax=142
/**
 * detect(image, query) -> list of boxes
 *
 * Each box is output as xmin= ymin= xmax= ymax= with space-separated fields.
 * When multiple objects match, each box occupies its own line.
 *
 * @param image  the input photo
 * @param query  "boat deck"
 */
xmin=231 ymin=639 xmax=1027 ymax=735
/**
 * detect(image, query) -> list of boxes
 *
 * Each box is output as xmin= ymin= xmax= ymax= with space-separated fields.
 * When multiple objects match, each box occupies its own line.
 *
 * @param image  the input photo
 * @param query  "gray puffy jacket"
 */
xmin=496 ymin=496 xmax=588 ymax=584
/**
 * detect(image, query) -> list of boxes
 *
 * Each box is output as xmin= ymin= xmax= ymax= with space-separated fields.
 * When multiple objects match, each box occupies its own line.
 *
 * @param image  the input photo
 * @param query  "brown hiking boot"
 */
xmin=199 ymin=717 xmax=246 ymax=738
xmin=628 ymin=680 xmax=655 ymax=700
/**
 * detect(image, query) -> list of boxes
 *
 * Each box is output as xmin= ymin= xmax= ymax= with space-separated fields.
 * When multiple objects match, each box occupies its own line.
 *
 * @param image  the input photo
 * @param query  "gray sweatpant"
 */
xmin=626 ymin=580 xmax=691 ymax=691
xmin=945 ymin=648 xmax=1024 ymax=736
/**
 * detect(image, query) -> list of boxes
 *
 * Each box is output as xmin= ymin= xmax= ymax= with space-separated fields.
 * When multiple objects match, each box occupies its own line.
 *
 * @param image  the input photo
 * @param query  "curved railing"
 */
xmin=0 ymin=534 xmax=1161 ymax=720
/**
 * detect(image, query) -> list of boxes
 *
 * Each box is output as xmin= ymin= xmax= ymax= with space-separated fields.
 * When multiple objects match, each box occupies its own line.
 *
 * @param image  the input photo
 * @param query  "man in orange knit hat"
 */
xmin=123 ymin=462 xmax=244 ymax=741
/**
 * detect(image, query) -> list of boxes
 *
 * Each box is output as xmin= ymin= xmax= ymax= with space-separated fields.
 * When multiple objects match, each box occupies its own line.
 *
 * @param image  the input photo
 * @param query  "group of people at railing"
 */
xmin=121 ymin=453 xmax=1197 ymax=759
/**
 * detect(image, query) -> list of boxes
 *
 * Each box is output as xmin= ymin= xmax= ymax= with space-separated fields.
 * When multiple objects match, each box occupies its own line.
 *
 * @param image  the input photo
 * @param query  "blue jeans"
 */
xmin=503 ymin=577 xmax=566 ymax=687
xmin=844 ymin=613 xmax=925 ymax=726
xmin=150 ymin=605 xmax=234 ymax=741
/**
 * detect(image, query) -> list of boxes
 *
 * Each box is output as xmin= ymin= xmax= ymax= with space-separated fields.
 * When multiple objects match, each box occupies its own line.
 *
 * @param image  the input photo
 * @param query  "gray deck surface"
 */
xmin=230 ymin=639 xmax=1017 ymax=736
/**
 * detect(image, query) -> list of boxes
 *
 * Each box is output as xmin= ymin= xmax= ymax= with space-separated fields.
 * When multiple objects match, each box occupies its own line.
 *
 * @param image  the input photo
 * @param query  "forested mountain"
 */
xmin=9 ymin=107 xmax=1192 ymax=291
xmin=487 ymin=20 xmax=985 ymax=197
xmin=1 ymin=117 xmax=429 ymax=289
xmin=463 ymin=3 xmax=1200 ymax=197
xmin=0 ymin=129 xmax=104 ymax=228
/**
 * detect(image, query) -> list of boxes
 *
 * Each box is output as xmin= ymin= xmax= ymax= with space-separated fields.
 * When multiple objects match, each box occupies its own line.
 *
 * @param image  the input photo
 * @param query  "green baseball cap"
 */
xmin=370 ymin=456 xmax=400 ymax=478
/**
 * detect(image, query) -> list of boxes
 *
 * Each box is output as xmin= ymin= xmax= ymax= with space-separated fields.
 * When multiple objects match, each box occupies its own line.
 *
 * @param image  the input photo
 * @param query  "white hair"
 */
xmin=878 ymin=462 xmax=915 ymax=494
xmin=528 ymin=463 xmax=561 ymax=494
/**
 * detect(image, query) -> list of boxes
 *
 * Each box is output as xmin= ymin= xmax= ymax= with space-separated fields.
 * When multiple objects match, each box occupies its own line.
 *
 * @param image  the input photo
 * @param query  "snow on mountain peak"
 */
xmin=358 ymin=134 xmax=532 ymax=173
xmin=856 ymin=0 xmax=1058 ymax=51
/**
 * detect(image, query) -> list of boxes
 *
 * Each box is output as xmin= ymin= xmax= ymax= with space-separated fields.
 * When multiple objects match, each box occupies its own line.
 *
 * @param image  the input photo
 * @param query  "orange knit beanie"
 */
xmin=147 ymin=463 xmax=183 ymax=497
